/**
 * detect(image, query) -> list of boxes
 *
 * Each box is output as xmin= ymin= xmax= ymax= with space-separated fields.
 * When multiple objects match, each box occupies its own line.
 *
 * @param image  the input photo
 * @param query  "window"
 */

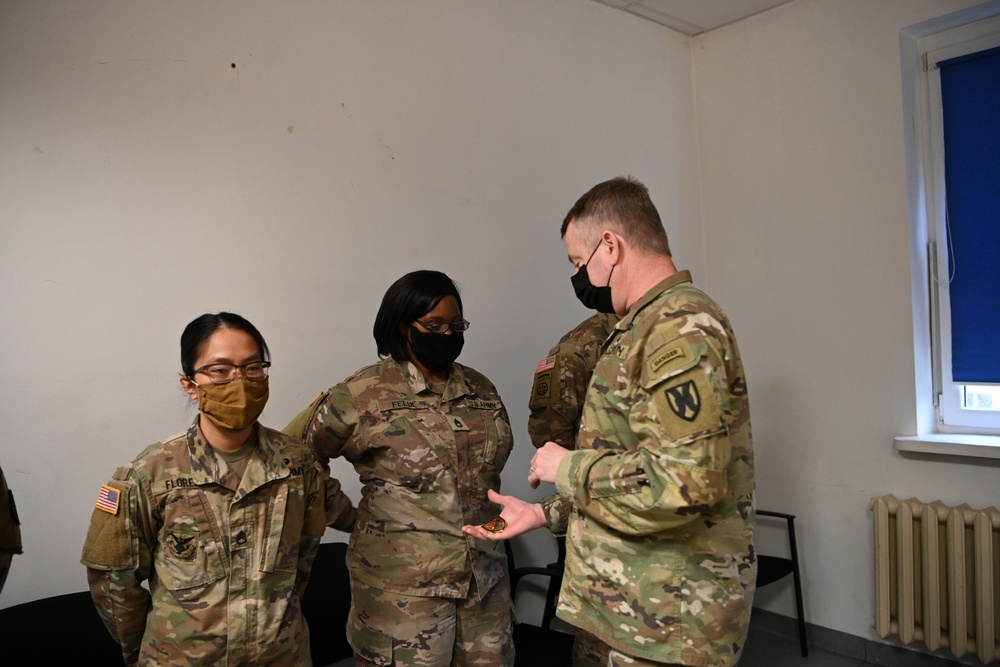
xmin=930 ymin=39 xmax=1000 ymax=431
xmin=900 ymin=6 xmax=1000 ymax=447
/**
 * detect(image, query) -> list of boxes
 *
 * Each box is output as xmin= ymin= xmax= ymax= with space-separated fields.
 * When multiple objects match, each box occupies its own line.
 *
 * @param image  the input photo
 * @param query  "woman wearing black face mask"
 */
xmin=284 ymin=270 xmax=515 ymax=667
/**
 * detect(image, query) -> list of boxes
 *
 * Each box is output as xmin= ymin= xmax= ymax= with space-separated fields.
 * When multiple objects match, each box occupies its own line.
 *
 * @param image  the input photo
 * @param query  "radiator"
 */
xmin=870 ymin=494 xmax=1000 ymax=664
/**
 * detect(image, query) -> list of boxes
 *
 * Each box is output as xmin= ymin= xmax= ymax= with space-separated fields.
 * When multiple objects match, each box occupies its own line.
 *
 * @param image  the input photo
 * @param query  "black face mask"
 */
xmin=571 ymin=242 xmax=616 ymax=313
xmin=408 ymin=328 xmax=464 ymax=373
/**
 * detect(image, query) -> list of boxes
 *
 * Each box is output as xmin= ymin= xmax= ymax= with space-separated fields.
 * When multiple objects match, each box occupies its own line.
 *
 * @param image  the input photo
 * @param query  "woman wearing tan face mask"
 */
xmin=81 ymin=312 xmax=357 ymax=667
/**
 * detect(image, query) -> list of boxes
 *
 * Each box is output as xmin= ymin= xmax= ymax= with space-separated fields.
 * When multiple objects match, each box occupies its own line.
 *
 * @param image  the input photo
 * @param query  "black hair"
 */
xmin=373 ymin=270 xmax=463 ymax=361
xmin=180 ymin=312 xmax=270 ymax=379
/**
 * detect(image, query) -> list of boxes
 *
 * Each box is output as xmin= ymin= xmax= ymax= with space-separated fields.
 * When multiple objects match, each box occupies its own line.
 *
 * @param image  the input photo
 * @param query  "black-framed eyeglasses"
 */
xmin=192 ymin=361 xmax=270 ymax=385
xmin=414 ymin=319 xmax=471 ymax=333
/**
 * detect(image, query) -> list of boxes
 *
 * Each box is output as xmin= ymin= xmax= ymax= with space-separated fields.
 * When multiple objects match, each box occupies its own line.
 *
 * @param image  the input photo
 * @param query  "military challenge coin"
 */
xmin=481 ymin=516 xmax=507 ymax=533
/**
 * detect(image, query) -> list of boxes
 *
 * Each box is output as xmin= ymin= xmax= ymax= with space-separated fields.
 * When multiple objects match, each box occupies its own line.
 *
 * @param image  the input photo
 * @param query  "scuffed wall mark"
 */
xmin=287 ymin=126 xmax=294 ymax=134
xmin=369 ymin=131 xmax=394 ymax=160
xmin=124 ymin=106 xmax=153 ymax=125
xmin=95 ymin=61 xmax=109 ymax=65
xmin=34 ymin=146 xmax=44 ymax=154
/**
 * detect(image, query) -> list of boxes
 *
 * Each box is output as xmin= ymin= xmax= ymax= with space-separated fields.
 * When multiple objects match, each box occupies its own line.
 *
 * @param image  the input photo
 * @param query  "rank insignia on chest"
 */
xmin=95 ymin=484 xmax=120 ymax=515
xmin=449 ymin=416 xmax=470 ymax=431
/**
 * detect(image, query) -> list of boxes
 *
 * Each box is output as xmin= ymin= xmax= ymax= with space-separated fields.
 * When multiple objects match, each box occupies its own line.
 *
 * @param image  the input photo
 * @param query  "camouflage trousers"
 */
xmin=572 ymin=630 xmax=681 ymax=667
xmin=571 ymin=628 xmax=610 ymax=667
xmin=348 ymin=576 xmax=514 ymax=667
xmin=607 ymin=650 xmax=683 ymax=667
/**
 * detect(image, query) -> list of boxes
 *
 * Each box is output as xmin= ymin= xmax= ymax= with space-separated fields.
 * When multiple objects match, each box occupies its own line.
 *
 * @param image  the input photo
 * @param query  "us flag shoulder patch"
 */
xmin=95 ymin=484 xmax=120 ymax=515
xmin=535 ymin=355 xmax=556 ymax=373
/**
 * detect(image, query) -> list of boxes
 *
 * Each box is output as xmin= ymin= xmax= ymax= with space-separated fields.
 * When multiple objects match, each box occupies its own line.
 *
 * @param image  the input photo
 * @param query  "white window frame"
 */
xmin=897 ymin=3 xmax=1000 ymax=459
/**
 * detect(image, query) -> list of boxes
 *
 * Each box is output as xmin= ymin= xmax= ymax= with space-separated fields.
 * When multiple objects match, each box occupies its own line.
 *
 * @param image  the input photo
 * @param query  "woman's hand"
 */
xmin=461 ymin=489 xmax=547 ymax=541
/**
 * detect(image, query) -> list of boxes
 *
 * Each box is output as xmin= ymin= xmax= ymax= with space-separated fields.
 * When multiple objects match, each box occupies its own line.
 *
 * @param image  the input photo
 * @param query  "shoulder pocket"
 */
xmin=81 ymin=477 xmax=137 ymax=570
xmin=641 ymin=335 xmax=724 ymax=443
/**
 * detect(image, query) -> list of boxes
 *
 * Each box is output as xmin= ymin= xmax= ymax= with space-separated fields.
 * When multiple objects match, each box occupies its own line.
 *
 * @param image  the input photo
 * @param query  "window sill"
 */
xmin=895 ymin=434 xmax=1000 ymax=460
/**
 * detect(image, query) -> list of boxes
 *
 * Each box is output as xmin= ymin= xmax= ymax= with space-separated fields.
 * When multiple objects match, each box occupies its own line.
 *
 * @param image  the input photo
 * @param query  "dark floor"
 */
xmin=326 ymin=619 xmax=970 ymax=667
xmin=739 ymin=624 xmax=868 ymax=667
xmin=327 ymin=625 xmax=876 ymax=667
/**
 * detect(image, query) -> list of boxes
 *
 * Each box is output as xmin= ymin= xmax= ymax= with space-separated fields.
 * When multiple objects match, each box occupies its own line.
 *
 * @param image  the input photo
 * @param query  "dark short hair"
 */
xmin=373 ymin=270 xmax=463 ymax=361
xmin=561 ymin=176 xmax=671 ymax=256
xmin=180 ymin=312 xmax=270 ymax=379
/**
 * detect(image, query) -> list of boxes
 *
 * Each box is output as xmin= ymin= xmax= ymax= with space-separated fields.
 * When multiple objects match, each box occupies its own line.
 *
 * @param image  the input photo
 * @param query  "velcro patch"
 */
xmin=448 ymin=416 xmax=470 ymax=432
xmin=536 ymin=355 xmax=556 ymax=373
xmin=531 ymin=370 xmax=555 ymax=405
xmin=652 ymin=366 xmax=723 ymax=442
xmin=664 ymin=379 xmax=701 ymax=422
xmin=81 ymin=481 xmax=134 ymax=570
xmin=466 ymin=399 xmax=501 ymax=410
xmin=95 ymin=484 xmax=120 ymax=515
xmin=165 ymin=531 xmax=198 ymax=560
xmin=376 ymin=399 xmax=430 ymax=412
xmin=650 ymin=345 xmax=686 ymax=373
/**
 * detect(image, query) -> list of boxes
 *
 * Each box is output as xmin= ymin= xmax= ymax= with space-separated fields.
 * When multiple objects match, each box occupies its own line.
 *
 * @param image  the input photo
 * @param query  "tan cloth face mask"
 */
xmin=197 ymin=377 xmax=269 ymax=430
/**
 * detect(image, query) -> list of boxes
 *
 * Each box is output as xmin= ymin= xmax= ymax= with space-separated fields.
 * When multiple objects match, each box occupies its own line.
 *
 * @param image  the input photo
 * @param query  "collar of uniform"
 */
xmin=400 ymin=359 xmax=473 ymax=404
xmin=616 ymin=269 xmax=693 ymax=331
xmin=185 ymin=420 xmax=290 ymax=493
xmin=233 ymin=426 xmax=292 ymax=500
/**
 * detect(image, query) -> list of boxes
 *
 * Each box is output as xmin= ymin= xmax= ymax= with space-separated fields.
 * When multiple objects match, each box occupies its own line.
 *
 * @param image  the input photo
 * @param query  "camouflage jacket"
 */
xmin=528 ymin=313 xmax=618 ymax=449
xmin=81 ymin=422 xmax=339 ymax=667
xmin=552 ymin=271 xmax=756 ymax=667
xmin=286 ymin=358 xmax=513 ymax=600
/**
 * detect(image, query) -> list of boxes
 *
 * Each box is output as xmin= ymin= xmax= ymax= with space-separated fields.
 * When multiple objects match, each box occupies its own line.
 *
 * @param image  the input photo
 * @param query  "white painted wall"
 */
xmin=4 ymin=0 xmax=995 ymax=650
xmin=0 ymin=0 xmax=700 ymax=619
xmin=692 ymin=0 xmax=999 ymax=641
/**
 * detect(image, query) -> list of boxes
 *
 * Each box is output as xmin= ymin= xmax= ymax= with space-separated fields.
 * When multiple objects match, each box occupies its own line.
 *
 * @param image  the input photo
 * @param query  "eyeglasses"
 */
xmin=414 ymin=319 xmax=471 ymax=333
xmin=192 ymin=361 xmax=270 ymax=385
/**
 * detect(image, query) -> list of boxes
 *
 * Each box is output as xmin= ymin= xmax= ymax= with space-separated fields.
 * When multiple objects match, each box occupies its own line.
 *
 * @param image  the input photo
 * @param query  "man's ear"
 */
xmin=602 ymin=230 xmax=623 ymax=264
xmin=179 ymin=374 xmax=199 ymax=400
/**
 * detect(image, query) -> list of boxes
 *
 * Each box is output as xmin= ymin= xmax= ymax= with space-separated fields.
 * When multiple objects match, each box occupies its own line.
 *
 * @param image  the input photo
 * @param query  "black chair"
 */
xmin=506 ymin=538 xmax=574 ymax=667
xmin=755 ymin=509 xmax=807 ymax=657
xmin=302 ymin=540 xmax=354 ymax=666
xmin=0 ymin=590 xmax=125 ymax=664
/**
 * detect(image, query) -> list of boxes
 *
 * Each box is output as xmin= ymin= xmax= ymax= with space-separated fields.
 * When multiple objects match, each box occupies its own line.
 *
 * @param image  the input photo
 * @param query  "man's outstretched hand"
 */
xmin=462 ymin=489 xmax=547 ymax=541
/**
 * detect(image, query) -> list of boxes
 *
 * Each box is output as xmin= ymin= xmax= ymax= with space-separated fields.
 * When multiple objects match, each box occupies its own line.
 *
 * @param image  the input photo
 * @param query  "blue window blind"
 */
xmin=939 ymin=46 xmax=1000 ymax=383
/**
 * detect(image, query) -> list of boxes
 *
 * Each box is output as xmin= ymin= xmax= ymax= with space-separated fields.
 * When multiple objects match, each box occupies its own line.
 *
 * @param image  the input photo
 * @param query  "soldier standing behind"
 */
xmin=528 ymin=313 xmax=617 ymax=451
xmin=527 ymin=313 xmax=616 ymax=666
xmin=465 ymin=177 xmax=756 ymax=667
xmin=81 ymin=312 xmax=356 ymax=667
xmin=0 ymin=464 xmax=23 ymax=596
xmin=284 ymin=270 xmax=515 ymax=667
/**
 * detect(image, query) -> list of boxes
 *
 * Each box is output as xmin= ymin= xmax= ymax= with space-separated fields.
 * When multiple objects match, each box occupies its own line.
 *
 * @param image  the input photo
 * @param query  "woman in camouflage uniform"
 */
xmin=81 ymin=312 xmax=356 ymax=667
xmin=285 ymin=270 xmax=515 ymax=666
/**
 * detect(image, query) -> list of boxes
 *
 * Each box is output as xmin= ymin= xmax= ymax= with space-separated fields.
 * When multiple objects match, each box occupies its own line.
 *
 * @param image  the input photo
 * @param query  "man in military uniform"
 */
xmin=0 ymin=464 xmax=23 ymax=596
xmin=466 ymin=176 xmax=755 ymax=667
xmin=528 ymin=313 xmax=617 ymax=450
xmin=528 ymin=313 xmax=616 ymax=666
